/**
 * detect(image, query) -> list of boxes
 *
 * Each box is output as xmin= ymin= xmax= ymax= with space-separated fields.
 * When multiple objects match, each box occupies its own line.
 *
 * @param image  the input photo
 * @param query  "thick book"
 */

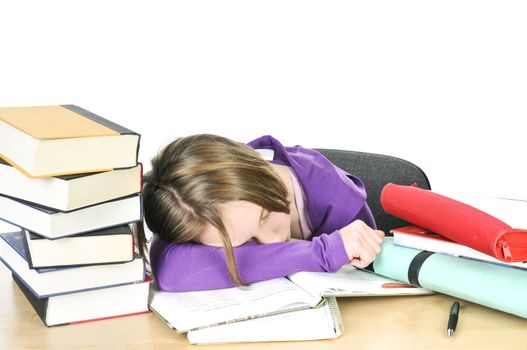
xmin=373 ymin=237 xmax=527 ymax=319
xmin=0 ymin=104 xmax=140 ymax=178
xmin=0 ymin=193 xmax=142 ymax=238
xmin=149 ymin=265 xmax=431 ymax=334
xmin=0 ymin=158 xmax=142 ymax=211
xmin=23 ymin=225 xmax=135 ymax=269
xmin=13 ymin=273 xmax=151 ymax=327
xmin=187 ymin=298 xmax=342 ymax=344
xmin=0 ymin=231 xmax=145 ymax=298
xmin=392 ymin=225 xmax=527 ymax=270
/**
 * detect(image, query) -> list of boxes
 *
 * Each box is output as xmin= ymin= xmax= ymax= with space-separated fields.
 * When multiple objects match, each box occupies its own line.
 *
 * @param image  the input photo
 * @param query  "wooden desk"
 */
xmin=1 ymin=264 xmax=526 ymax=350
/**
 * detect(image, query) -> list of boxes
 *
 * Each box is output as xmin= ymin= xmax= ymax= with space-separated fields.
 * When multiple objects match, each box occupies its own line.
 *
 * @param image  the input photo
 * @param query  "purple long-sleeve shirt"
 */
xmin=149 ymin=135 xmax=376 ymax=291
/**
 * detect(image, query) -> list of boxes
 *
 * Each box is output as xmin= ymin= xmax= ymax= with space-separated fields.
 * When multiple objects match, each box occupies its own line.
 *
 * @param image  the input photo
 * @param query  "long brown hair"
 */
xmin=135 ymin=134 xmax=290 ymax=286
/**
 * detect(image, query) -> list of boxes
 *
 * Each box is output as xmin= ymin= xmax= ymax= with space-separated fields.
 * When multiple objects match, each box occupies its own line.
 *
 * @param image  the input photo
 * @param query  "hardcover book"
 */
xmin=0 ymin=105 xmax=140 ymax=177
xmin=14 ymin=273 xmax=150 ymax=327
xmin=0 ymin=159 xmax=142 ymax=211
xmin=0 ymin=194 xmax=142 ymax=239
xmin=23 ymin=225 xmax=135 ymax=269
xmin=0 ymin=231 xmax=145 ymax=298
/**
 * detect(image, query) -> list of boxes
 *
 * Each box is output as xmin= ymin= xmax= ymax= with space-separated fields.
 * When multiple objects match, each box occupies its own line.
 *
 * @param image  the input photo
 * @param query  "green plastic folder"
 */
xmin=373 ymin=238 xmax=527 ymax=319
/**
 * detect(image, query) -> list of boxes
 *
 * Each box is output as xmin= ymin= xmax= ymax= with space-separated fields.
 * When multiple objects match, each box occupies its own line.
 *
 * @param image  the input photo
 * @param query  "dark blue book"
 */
xmin=0 ymin=231 xmax=145 ymax=298
xmin=13 ymin=272 xmax=151 ymax=327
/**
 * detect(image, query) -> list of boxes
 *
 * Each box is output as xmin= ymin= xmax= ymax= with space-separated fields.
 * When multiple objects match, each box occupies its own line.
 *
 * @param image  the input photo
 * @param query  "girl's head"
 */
xmin=140 ymin=134 xmax=291 ymax=285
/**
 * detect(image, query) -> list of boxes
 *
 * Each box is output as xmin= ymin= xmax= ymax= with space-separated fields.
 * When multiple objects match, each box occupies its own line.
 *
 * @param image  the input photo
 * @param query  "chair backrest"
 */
xmin=315 ymin=149 xmax=431 ymax=234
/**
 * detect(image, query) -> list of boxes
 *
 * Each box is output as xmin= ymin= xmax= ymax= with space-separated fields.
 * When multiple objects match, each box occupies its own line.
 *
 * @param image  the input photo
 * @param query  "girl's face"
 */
xmin=197 ymin=200 xmax=291 ymax=247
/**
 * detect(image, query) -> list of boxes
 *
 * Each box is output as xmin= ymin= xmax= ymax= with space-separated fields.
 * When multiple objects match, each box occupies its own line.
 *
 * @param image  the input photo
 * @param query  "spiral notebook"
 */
xmin=187 ymin=297 xmax=342 ymax=344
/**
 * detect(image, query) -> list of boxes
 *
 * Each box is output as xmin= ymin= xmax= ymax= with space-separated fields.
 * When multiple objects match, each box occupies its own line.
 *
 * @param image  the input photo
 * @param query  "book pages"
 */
xmin=187 ymin=297 xmax=342 ymax=344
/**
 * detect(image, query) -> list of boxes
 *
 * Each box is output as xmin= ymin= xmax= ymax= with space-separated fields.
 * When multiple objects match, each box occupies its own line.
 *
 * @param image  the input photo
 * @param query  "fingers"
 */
xmin=339 ymin=220 xmax=385 ymax=267
xmin=352 ymin=220 xmax=383 ymax=256
xmin=350 ymin=257 xmax=370 ymax=269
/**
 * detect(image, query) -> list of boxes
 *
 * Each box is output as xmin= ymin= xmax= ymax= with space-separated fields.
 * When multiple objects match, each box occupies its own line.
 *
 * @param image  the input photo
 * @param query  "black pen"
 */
xmin=447 ymin=301 xmax=460 ymax=337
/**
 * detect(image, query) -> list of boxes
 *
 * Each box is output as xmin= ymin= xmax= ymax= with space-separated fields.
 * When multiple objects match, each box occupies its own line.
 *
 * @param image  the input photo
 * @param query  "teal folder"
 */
xmin=373 ymin=238 xmax=527 ymax=318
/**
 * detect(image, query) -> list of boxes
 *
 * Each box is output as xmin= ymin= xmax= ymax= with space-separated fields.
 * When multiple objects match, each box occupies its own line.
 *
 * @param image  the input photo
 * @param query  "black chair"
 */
xmin=316 ymin=149 xmax=431 ymax=234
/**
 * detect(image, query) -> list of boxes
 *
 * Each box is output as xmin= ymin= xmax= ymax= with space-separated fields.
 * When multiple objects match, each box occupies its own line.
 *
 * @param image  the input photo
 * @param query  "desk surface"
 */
xmin=1 ymin=264 xmax=526 ymax=350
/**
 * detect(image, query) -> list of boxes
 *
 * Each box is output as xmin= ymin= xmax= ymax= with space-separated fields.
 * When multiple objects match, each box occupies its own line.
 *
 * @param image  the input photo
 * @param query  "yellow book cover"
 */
xmin=0 ymin=105 xmax=119 ymax=139
xmin=0 ymin=105 xmax=139 ymax=177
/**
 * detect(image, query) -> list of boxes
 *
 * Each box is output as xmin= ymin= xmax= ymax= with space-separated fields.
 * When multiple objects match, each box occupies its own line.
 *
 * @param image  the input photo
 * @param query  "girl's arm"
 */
xmin=150 ymin=232 xmax=349 ymax=292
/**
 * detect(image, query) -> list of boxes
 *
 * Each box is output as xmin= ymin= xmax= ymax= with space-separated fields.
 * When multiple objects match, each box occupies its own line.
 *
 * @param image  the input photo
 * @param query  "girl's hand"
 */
xmin=338 ymin=220 xmax=385 ymax=268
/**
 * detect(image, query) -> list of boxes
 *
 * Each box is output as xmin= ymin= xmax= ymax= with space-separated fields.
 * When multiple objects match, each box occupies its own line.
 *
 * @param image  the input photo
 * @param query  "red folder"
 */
xmin=380 ymin=183 xmax=527 ymax=262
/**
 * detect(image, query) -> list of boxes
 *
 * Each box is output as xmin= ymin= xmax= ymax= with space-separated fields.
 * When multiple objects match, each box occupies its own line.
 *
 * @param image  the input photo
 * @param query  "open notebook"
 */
xmin=149 ymin=264 xmax=432 ymax=342
xmin=187 ymin=297 xmax=342 ymax=344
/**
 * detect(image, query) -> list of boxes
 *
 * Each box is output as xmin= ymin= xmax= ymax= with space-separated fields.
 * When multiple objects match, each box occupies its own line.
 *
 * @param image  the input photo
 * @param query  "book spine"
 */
xmin=139 ymin=194 xmax=144 ymax=220
xmin=138 ymin=163 xmax=143 ymax=191
xmin=60 ymin=105 xmax=137 ymax=136
xmin=21 ymin=230 xmax=35 ymax=269
xmin=61 ymin=105 xmax=140 ymax=164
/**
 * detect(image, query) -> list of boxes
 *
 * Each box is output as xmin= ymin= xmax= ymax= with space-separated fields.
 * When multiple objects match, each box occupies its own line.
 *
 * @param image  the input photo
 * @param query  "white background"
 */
xmin=1 ymin=1 xmax=526 ymax=199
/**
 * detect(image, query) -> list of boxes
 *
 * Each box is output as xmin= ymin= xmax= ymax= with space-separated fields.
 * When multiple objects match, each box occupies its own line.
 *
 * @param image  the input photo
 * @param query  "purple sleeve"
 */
xmin=150 ymin=232 xmax=350 ymax=292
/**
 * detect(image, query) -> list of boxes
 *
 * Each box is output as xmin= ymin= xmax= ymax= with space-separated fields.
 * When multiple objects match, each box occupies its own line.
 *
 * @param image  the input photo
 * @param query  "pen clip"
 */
xmin=447 ymin=301 xmax=460 ymax=337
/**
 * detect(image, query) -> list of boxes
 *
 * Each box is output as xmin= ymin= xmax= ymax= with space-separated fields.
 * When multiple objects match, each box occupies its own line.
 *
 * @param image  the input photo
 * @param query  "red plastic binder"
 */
xmin=380 ymin=183 xmax=527 ymax=262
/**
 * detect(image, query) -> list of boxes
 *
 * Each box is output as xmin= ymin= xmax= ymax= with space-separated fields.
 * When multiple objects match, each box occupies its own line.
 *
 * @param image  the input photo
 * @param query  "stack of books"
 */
xmin=0 ymin=105 xmax=150 ymax=326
